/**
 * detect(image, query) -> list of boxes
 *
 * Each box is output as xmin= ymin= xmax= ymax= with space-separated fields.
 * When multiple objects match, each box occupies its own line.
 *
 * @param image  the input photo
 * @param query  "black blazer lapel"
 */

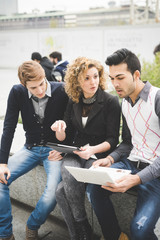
xmin=72 ymin=89 xmax=105 ymax=128
xmin=87 ymin=101 xmax=103 ymax=125
xmin=73 ymin=102 xmax=83 ymax=128
xmin=87 ymin=89 xmax=104 ymax=125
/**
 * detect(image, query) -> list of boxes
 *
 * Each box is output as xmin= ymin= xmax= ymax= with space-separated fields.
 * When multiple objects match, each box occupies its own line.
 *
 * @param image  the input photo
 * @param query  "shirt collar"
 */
xmin=28 ymin=79 xmax=51 ymax=99
xmin=125 ymin=81 xmax=152 ymax=103
xmin=55 ymin=60 xmax=64 ymax=67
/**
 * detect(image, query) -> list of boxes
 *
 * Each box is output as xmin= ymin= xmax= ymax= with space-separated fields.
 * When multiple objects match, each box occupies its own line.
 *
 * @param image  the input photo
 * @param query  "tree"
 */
xmin=141 ymin=54 xmax=160 ymax=88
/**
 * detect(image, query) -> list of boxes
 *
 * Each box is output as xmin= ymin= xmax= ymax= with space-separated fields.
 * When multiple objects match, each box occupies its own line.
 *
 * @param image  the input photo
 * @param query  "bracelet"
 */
xmin=107 ymin=156 xmax=113 ymax=165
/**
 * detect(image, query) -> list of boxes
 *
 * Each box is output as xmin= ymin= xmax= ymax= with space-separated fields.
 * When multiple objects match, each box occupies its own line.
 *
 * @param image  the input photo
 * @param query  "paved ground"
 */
xmin=11 ymin=199 xmax=70 ymax=240
xmin=11 ymin=199 xmax=101 ymax=240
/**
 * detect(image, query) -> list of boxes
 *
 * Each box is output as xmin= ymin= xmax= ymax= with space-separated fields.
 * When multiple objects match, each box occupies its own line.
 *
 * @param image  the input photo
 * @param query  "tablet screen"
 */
xmin=46 ymin=142 xmax=81 ymax=153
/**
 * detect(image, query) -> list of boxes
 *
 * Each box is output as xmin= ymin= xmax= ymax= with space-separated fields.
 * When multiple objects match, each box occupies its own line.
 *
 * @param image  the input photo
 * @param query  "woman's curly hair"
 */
xmin=64 ymin=57 xmax=108 ymax=103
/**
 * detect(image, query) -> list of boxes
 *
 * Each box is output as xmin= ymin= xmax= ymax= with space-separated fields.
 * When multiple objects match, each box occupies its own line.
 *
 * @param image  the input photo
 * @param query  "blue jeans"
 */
xmin=87 ymin=159 xmax=160 ymax=240
xmin=0 ymin=146 xmax=62 ymax=238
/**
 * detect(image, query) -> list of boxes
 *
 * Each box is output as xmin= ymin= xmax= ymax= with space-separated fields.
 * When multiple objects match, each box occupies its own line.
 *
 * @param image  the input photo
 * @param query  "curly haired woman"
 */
xmin=49 ymin=57 xmax=121 ymax=240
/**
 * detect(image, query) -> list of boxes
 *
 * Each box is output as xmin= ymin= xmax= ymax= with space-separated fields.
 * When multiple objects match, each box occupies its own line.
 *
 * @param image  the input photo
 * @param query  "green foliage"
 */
xmin=18 ymin=113 xmax=22 ymax=124
xmin=18 ymin=116 xmax=22 ymax=124
xmin=141 ymin=54 xmax=160 ymax=88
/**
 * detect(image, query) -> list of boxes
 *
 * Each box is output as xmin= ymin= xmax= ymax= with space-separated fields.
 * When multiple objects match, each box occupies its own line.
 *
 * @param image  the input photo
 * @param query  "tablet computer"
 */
xmin=65 ymin=166 xmax=131 ymax=185
xmin=46 ymin=142 xmax=81 ymax=153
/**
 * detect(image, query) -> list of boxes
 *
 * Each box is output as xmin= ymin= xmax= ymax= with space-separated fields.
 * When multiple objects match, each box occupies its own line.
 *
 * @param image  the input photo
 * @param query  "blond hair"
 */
xmin=18 ymin=60 xmax=45 ymax=86
xmin=64 ymin=57 xmax=108 ymax=103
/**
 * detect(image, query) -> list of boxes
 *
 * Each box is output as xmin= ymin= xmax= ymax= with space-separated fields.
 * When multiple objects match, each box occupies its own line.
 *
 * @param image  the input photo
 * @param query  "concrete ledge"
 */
xmin=1 ymin=120 xmax=160 ymax=238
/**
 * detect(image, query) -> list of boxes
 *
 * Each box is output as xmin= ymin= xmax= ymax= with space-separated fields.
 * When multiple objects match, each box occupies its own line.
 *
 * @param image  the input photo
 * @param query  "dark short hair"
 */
xmin=31 ymin=52 xmax=42 ymax=61
xmin=49 ymin=51 xmax=62 ymax=61
xmin=153 ymin=43 xmax=160 ymax=55
xmin=105 ymin=48 xmax=141 ymax=75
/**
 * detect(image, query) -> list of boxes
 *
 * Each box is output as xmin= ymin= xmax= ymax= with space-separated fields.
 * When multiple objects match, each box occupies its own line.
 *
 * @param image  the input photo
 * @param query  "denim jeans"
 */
xmin=87 ymin=158 xmax=160 ymax=240
xmin=0 ymin=146 xmax=62 ymax=238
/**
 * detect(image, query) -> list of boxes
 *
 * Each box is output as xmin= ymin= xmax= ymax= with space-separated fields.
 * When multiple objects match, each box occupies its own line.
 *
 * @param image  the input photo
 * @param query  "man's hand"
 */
xmin=0 ymin=164 xmax=11 ymax=185
xmin=48 ymin=150 xmax=63 ymax=161
xmin=102 ymin=174 xmax=141 ymax=193
xmin=92 ymin=156 xmax=114 ymax=168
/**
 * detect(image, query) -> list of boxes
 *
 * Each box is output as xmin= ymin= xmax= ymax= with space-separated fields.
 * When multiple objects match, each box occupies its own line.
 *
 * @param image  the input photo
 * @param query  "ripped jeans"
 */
xmin=87 ymin=158 xmax=160 ymax=240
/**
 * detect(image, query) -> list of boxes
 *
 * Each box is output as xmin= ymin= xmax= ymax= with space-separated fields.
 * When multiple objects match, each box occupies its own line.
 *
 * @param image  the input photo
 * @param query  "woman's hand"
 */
xmin=74 ymin=145 xmax=95 ymax=160
xmin=51 ymin=120 xmax=66 ymax=133
xmin=50 ymin=120 xmax=66 ymax=141
xmin=48 ymin=150 xmax=63 ymax=161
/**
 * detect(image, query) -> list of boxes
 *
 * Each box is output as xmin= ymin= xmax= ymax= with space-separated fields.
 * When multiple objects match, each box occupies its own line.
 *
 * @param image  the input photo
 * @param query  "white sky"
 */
xmin=18 ymin=0 xmax=123 ymax=13
xmin=18 ymin=0 xmax=148 ymax=14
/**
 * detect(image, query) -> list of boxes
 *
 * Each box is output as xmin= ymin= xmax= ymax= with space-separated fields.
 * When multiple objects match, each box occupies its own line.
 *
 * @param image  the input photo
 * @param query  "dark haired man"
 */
xmin=153 ymin=43 xmax=160 ymax=55
xmin=31 ymin=52 xmax=54 ymax=82
xmin=49 ymin=51 xmax=69 ymax=82
xmin=87 ymin=48 xmax=160 ymax=240
xmin=0 ymin=61 xmax=68 ymax=240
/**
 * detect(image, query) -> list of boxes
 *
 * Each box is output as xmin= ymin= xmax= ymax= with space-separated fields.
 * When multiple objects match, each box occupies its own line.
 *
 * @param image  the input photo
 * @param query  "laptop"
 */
xmin=65 ymin=166 xmax=131 ymax=186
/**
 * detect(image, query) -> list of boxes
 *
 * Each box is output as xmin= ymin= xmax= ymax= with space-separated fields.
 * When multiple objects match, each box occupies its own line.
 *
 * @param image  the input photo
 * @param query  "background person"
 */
xmin=87 ymin=48 xmax=160 ymax=240
xmin=153 ymin=43 xmax=160 ymax=56
xmin=31 ymin=52 xmax=54 ymax=82
xmin=49 ymin=56 xmax=121 ymax=240
xmin=49 ymin=51 xmax=69 ymax=82
xmin=0 ymin=61 xmax=68 ymax=240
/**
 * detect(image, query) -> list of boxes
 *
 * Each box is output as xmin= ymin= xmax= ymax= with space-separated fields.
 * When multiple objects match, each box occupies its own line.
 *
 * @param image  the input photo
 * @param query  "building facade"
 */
xmin=0 ymin=6 xmax=157 ymax=31
xmin=0 ymin=0 xmax=18 ymax=16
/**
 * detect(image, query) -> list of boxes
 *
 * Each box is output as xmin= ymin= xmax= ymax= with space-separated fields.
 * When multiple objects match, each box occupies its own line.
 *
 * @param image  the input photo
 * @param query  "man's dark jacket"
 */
xmin=40 ymin=57 xmax=54 ymax=82
xmin=52 ymin=60 xmax=69 ymax=82
xmin=0 ymin=82 xmax=68 ymax=164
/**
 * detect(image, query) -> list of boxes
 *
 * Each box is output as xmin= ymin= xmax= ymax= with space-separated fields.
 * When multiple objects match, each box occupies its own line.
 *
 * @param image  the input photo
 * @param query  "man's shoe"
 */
xmin=26 ymin=226 xmax=38 ymax=240
xmin=0 ymin=234 xmax=15 ymax=240
xmin=75 ymin=219 xmax=92 ymax=240
xmin=118 ymin=232 xmax=129 ymax=240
